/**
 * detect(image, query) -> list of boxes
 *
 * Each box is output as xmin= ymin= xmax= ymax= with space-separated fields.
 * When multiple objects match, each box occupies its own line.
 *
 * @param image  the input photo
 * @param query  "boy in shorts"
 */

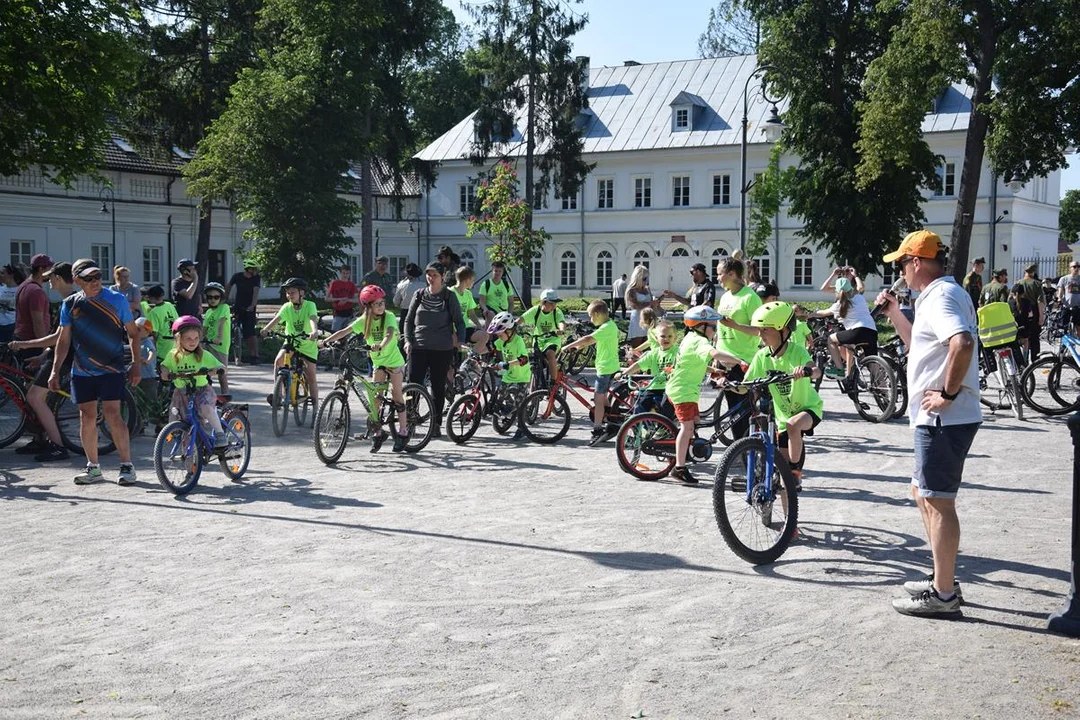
xmin=559 ymin=300 xmax=621 ymax=446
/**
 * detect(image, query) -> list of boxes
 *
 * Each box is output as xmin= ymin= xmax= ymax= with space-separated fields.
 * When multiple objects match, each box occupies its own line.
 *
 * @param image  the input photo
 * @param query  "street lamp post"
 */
xmin=739 ymin=65 xmax=785 ymax=253
xmin=98 ymin=187 xmax=116 ymax=272
xmin=406 ymin=212 xmax=421 ymax=266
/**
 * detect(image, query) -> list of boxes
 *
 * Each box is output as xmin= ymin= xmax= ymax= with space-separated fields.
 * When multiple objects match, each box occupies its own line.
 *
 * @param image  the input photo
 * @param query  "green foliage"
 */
xmin=1061 ymin=190 xmax=1080 ymax=247
xmin=748 ymin=143 xmax=793 ymax=258
xmin=745 ymin=0 xmax=931 ymax=277
xmin=698 ymin=0 xmax=758 ymax=58
xmin=0 ymin=0 xmax=138 ymax=186
xmin=466 ymin=161 xmax=551 ymax=268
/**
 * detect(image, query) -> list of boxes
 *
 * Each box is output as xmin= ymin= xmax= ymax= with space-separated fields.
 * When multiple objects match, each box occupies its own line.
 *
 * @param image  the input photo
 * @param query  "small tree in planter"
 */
xmin=465 ymin=161 xmax=551 ymax=301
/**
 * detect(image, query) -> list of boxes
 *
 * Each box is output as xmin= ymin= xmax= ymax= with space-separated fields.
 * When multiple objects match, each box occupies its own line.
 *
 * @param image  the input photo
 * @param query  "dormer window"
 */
xmin=675 ymin=108 xmax=689 ymax=129
xmin=669 ymin=91 xmax=709 ymax=133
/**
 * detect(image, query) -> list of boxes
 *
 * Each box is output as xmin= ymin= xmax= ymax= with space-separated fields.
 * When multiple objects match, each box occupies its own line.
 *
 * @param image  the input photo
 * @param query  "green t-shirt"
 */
xmin=495 ymin=332 xmax=531 ymax=384
xmin=480 ymin=277 xmax=512 ymax=313
xmin=792 ymin=320 xmax=811 ymax=349
xmin=745 ymin=341 xmax=823 ymax=427
xmin=452 ymin=287 xmax=479 ymax=328
xmin=279 ymin=300 xmax=319 ymax=359
xmin=161 ymin=348 xmax=223 ymax=389
xmin=636 ymin=345 xmax=679 ymax=391
xmin=351 ymin=311 xmax=405 ymax=368
xmin=590 ymin=319 xmax=621 ymax=375
xmin=203 ymin=303 xmax=231 ymax=354
xmin=139 ymin=300 xmax=150 ymax=319
xmin=645 ymin=324 xmax=660 ymax=351
xmin=716 ymin=285 xmax=763 ymax=363
xmin=147 ymin=301 xmax=179 ymax=360
xmin=665 ymin=332 xmax=714 ymax=404
xmin=520 ymin=305 xmax=566 ymax=350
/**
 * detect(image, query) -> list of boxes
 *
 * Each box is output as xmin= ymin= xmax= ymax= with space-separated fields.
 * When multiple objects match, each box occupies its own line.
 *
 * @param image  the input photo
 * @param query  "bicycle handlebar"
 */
xmin=721 ymin=369 xmax=805 ymax=391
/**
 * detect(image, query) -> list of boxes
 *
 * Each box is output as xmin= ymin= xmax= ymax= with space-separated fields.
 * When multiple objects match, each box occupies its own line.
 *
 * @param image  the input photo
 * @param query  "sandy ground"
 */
xmin=2 ymin=365 xmax=1079 ymax=719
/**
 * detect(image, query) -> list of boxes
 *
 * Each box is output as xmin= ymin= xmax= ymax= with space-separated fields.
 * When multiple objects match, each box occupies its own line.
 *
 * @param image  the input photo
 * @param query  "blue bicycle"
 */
xmin=1021 ymin=329 xmax=1080 ymax=415
xmin=712 ymin=371 xmax=800 ymax=565
xmin=153 ymin=370 xmax=252 ymax=495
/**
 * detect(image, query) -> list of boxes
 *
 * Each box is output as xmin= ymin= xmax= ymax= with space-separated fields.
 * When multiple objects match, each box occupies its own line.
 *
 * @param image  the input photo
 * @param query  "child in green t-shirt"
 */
xmin=450 ymin=266 xmax=492 ymax=351
xmin=488 ymin=311 xmax=532 ymax=441
xmin=159 ymin=316 xmax=225 ymax=444
xmin=519 ymin=288 xmax=567 ymax=386
xmin=618 ymin=320 xmax=677 ymax=419
xmin=144 ymin=285 xmax=179 ymax=362
xmin=261 ymin=278 xmax=321 ymax=421
xmin=559 ymin=300 xmax=621 ymax=446
xmin=202 ymin=282 xmax=231 ymax=394
xmin=746 ymin=301 xmax=823 ymax=486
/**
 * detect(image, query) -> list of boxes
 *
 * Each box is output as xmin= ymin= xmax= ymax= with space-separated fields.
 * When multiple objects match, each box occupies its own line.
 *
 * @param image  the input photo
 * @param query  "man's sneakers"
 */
xmin=902 ymin=574 xmax=964 ymax=605
xmin=117 ymin=463 xmax=137 ymax=486
xmin=670 ymin=466 xmax=698 ymax=484
xmin=587 ymin=426 xmax=605 ymax=446
xmin=73 ymin=464 xmax=104 ymax=485
xmin=824 ymin=367 xmax=846 ymax=380
xmin=34 ymin=443 xmax=70 ymax=462
xmin=16 ymin=439 xmax=49 ymax=455
xmin=587 ymin=424 xmax=618 ymax=447
xmin=892 ymin=588 xmax=962 ymax=617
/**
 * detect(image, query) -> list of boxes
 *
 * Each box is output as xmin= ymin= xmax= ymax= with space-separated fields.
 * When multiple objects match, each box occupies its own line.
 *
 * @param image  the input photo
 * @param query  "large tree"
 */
xmin=697 ymin=0 xmax=759 ymax=58
xmin=186 ymin=0 xmax=444 ymax=287
xmin=467 ymin=0 xmax=592 ymax=305
xmin=745 ymin=0 xmax=934 ymax=276
xmin=856 ymin=0 xmax=1080 ymax=278
xmin=1 ymin=0 xmax=137 ymax=186
xmin=1062 ymin=189 xmax=1080 ymax=248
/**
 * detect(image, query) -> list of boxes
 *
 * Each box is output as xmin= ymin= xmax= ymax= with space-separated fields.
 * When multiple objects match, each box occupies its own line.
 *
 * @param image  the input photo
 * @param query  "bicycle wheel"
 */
xmin=313 ymin=389 xmax=350 ymax=464
xmin=851 ymin=356 xmax=896 ymax=423
xmin=1020 ymin=356 xmax=1072 ymax=415
xmin=219 ymin=409 xmax=252 ymax=479
xmin=615 ymin=411 xmax=677 ymax=480
xmin=445 ymin=394 xmax=482 ymax=444
xmin=293 ymin=375 xmax=312 ymax=428
xmin=0 ymin=376 xmax=28 ymax=449
xmin=402 ymin=383 xmax=434 ymax=453
xmin=271 ymin=373 xmax=290 ymax=437
xmin=519 ymin=389 xmax=571 ymax=444
xmin=55 ymin=388 xmax=137 ymax=456
xmin=1048 ymin=358 xmax=1080 ymax=412
xmin=154 ymin=420 xmax=203 ymax=495
xmin=712 ymin=436 xmax=799 ymax=565
xmin=1008 ymin=371 xmax=1025 ymax=420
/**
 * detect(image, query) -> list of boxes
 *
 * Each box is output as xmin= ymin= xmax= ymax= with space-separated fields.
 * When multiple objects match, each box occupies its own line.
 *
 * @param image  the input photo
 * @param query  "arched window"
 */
xmin=633 ymin=249 xmax=650 ymax=272
xmin=711 ymin=247 xmax=729 ymax=279
xmin=529 ymin=251 xmax=542 ymax=288
xmin=560 ymin=250 xmax=578 ymax=288
xmin=595 ymin=250 xmax=613 ymax=288
xmin=672 ymin=247 xmax=690 ymax=257
xmin=756 ymin=252 xmax=771 ymax=284
xmin=793 ymin=247 xmax=813 ymax=287
xmin=712 ymin=247 xmax=729 ymax=259
xmin=459 ymin=249 xmax=475 ymax=270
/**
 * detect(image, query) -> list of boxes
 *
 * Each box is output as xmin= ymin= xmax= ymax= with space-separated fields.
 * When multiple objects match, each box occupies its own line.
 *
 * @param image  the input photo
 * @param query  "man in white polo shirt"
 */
xmin=878 ymin=230 xmax=981 ymax=618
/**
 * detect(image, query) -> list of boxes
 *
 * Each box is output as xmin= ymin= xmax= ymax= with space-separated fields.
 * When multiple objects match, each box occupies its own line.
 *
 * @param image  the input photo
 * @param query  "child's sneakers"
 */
xmin=670 ymin=466 xmax=698 ymax=484
xmin=370 ymin=431 xmax=388 ymax=453
xmin=391 ymin=430 xmax=409 ymax=453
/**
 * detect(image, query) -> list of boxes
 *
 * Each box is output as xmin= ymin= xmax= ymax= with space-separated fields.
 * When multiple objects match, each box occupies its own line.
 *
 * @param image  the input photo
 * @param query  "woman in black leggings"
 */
xmin=404 ymin=262 xmax=465 ymax=436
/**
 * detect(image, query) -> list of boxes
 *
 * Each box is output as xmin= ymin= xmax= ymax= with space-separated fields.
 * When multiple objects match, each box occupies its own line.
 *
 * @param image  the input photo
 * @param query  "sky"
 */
xmin=445 ymin=0 xmax=1078 ymax=198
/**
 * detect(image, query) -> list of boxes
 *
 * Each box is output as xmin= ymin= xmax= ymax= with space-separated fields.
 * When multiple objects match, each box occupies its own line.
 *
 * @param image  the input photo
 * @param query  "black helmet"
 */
xmin=282 ymin=277 xmax=307 ymax=290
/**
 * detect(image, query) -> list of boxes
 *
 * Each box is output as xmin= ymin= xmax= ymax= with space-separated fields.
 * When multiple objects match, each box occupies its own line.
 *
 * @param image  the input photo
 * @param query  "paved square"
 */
xmin=2 ymin=365 xmax=1079 ymax=718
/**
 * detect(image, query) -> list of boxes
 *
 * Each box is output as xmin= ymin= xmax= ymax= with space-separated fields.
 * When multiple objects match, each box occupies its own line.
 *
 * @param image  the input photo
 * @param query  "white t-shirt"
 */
xmin=0 ymin=286 xmax=16 ymax=326
xmin=1057 ymin=273 xmax=1080 ymax=308
xmin=830 ymin=293 xmax=876 ymax=331
xmin=907 ymin=276 xmax=982 ymax=427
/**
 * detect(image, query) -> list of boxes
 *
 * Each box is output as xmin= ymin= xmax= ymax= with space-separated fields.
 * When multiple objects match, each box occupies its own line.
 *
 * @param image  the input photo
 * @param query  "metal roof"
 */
xmin=415 ymin=55 xmax=974 ymax=162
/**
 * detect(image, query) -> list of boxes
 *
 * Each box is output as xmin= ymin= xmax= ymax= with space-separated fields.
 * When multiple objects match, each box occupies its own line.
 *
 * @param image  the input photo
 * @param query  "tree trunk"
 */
xmin=520 ymin=0 xmax=538 ymax=309
xmin=192 ymin=13 xmax=212 ymax=296
xmin=195 ymin=197 xmax=212 ymax=296
xmin=949 ymin=0 xmax=997 ymax=280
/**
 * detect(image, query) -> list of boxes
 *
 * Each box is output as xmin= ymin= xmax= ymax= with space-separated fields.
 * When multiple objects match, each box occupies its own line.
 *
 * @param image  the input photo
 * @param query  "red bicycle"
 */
xmin=517 ymin=362 xmax=640 ymax=444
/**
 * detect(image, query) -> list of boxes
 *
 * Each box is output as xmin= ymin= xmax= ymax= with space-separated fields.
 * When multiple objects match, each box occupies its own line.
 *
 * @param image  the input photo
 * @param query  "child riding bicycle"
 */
xmin=559 ymin=299 xmax=621 ymax=446
xmin=202 ymin=281 xmax=231 ymax=394
xmin=160 ymin=315 xmax=226 ymax=446
xmin=520 ymin=288 xmax=567 ymax=385
xmin=261 ymin=277 xmax=321 ymax=417
xmin=487 ymin=310 xmax=532 ymax=441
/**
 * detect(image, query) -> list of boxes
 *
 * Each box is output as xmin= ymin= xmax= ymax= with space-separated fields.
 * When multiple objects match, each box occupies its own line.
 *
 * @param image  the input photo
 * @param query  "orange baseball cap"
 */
xmin=883 ymin=229 xmax=946 ymax=263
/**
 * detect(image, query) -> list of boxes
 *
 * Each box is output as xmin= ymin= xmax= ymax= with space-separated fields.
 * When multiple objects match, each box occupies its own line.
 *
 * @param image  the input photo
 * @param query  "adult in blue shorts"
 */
xmin=49 ymin=259 xmax=142 ymax=486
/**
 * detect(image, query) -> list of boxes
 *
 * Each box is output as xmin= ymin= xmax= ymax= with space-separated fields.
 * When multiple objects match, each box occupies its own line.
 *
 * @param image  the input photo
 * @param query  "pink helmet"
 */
xmin=360 ymin=285 xmax=386 ymax=304
xmin=172 ymin=315 xmax=202 ymax=334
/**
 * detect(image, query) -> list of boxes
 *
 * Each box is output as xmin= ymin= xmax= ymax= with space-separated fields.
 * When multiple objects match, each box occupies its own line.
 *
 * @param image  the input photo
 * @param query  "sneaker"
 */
xmin=73 ymin=464 xmax=103 ymax=485
xmin=392 ymin=431 xmax=408 ymax=453
xmin=824 ymin=367 xmax=846 ymax=380
xmin=892 ymin=588 xmax=962 ymax=617
xmin=670 ymin=466 xmax=698 ymax=484
xmin=15 ymin=440 xmax=49 ymax=455
xmin=587 ymin=427 xmax=605 ymax=447
xmin=117 ymin=463 xmax=137 ymax=486
xmin=266 ymin=393 xmax=274 ymax=406
xmin=903 ymin=574 xmax=964 ymax=605
xmin=34 ymin=443 xmax=71 ymax=462
xmin=370 ymin=431 xmax=388 ymax=453
xmin=595 ymin=425 xmax=620 ymax=444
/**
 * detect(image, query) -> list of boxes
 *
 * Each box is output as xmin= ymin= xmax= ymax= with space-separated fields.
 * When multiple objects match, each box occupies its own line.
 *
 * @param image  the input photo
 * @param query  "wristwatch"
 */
xmin=940 ymin=388 xmax=959 ymax=401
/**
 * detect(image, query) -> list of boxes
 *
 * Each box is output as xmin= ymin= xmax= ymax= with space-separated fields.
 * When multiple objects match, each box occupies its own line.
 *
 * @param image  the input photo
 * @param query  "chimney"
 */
xmin=623 ymin=60 xmax=641 ymax=67
xmin=575 ymin=55 xmax=590 ymax=98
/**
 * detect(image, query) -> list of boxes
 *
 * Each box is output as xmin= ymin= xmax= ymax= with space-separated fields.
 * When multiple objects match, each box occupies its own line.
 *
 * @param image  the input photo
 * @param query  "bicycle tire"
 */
xmin=615 ymin=411 xmax=677 ymax=480
xmin=153 ymin=420 xmax=202 ymax=495
xmin=271 ymin=373 xmax=290 ymax=436
xmin=519 ymin=390 xmax=571 ymax=444
xmin=313 ymin=389 xmax=350 ymax=464
xmin=1048 ymin=358 xmax=1080 ymax=413
xmin=293 ymin=375 xmax=311 ymax=428
xmin=55 ymin=387 xmax=137 ymax=456
xmin=1008 ymin=371 xmax=1025 ymax=421
xmin=402 ymin=383 xmax=434 ymax=453
xmin=852 ymin=356 xmax=896 ymax=424
xmin=712 ymin=435 xmax=799 ymax=566
xmin=0 ymin=376 xmax=28 ymax=449
xmin=1020 ymin=356 xmax=1073 ymax=415
xmin=219 ymin=409 xmax=252 ymax=479
xmin=445 ymin=394 xmax=482 ymax=444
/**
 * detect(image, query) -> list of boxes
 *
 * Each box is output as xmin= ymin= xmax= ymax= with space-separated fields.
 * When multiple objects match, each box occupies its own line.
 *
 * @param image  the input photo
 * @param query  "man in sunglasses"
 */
xmin=49 ymin=259 xmax=142 ymax=487
xmin=663 ymin=263 xmax=715 ymax=308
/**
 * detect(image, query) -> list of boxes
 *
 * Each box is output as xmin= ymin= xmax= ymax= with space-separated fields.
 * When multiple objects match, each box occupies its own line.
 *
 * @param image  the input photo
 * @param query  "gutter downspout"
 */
xmin=580 ymin=186 xmax=586 ymax=298
xmin=425 ymin=192 xmax=431 ymax=266
xmin=989 ymin=173 xmax=998 ymax=274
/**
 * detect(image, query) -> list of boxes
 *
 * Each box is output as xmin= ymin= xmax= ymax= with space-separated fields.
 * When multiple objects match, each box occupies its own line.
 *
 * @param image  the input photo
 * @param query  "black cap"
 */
xmin=50 ymin=262 xmax=73 ymax=284
xmin=405 ymin=262 xmax=421 ymax=278
xmin=437 ymin=245 xmax=453 ymax=257
xmin=71 ymin=258 xmax=100 ymax=278
xmin=691 ymin=263 xmax=707 ymax=273
xmin=145 ymin=284 xmax=166 ymax=298
xmin=972 ymin=257 xmax=985 ymax=265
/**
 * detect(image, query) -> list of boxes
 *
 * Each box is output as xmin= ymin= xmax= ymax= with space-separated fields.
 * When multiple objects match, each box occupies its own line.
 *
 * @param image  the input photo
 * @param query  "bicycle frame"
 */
xmin=546 ymin=370 xmax=635 ymax=421
xmin=173 ymin=378 xmax=244 ymax=456
xmin=743 ymin=395 xmax=780 ymax=504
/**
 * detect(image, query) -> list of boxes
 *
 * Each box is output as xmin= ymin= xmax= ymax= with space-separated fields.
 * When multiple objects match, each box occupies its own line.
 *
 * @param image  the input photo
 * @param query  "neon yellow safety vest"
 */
xmin=977 ymin=302 xmax=1018 ymax=348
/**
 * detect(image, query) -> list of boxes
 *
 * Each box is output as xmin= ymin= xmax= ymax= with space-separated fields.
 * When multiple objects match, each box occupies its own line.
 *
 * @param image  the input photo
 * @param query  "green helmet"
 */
xmin=751 ymin=301 xmax=795 ymax=331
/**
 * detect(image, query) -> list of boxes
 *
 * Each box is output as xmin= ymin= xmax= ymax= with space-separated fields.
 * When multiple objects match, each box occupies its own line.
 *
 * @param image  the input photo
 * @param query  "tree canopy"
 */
xmin=697 ymin=0 xmax=758 ymax=58
xmin=1062 ymin=189 xmax=1080 ymax=248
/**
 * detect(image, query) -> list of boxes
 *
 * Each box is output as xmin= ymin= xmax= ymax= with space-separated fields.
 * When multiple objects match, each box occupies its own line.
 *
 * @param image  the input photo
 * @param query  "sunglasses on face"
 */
xmin=81 ymin=273 xmax=103 ymax=283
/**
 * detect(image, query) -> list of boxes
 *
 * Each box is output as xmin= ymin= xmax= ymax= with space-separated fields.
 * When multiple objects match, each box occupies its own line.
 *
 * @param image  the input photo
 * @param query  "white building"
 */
xmin=415 ymin=55 xmax=1063 ymax=300
xmin=0 ymin=143 xmax=422 ymax=301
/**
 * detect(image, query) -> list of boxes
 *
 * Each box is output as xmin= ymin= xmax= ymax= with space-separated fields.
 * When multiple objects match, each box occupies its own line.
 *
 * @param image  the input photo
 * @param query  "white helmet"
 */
xmin=540 ymin=288 xmax=561 ymax=303
xmin=487 ymin=311 xmax=516 ymax=335
xmin=683 ymin=305 xmax=724 ymax=327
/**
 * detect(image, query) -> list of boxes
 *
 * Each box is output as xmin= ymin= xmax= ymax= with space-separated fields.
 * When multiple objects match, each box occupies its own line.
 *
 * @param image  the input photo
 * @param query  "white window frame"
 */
xmin=880 ymin=263 xmax=899 ymax=288
xmin=756 ymin=253 xmax=771 ymax=284
xmin=712 ymin=174 xmax=731 ymax=206
xmin=558 ymin=189 xmax=578 ymax=211
xmin=675 ymin=107 xmax=690 ymax=129
xmin=672 ymin=175 xmax=691 ymax=207
xmin=90 ymin=244 xmax=112 ymax=275
xmin=529 ymin=251 xmax=542 ymax=287
xmin=459 ymin=250 xmax=475 ymax=270
xmin=9 ymin=240 xmax=33 ymax=269
xmin=935 ymin=162 xmax=956 ymax=197
xmin=559 ymin=250 xmax=578 ymax=288
xmin=387 ymin=255 xmax=408 ymax=281
xmin=595 ymin=250 xmax=613 ymax=288
xmin=459 ymin=182 xmax=477 ymax=214
xmin=597 ymin=178 xmax=614 ymax=209
xmin=671 ymin=247 xmax=690 ymax=258
xmin=347 ymin=255 xmax=362 ymax=279
xmin=142 ymin=246 xmax=163 ymax=285
xmin=793 ymin=247 xmax=813 ymax=287
xmin=634 ymin=177 xmax=652 ymax=208
xmin=633 ymin=249 xmax=651 ymax=272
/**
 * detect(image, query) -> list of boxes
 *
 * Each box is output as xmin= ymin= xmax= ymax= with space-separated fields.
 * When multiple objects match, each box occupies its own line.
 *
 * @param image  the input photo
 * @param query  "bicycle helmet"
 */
xmin=176 ymin=258 xmax=197 ymax=271
xmin=282 ymin=277 xmax=307 ymax=291
xmin=172 ymin=315 xmax=202 ymax=334
xmin=204 ymin=281 xmax=225 ymax=296
xmin=683 ymin=305 xmax=724 ymax=327
xmin=242 ymin=257 xmax=259 ymax=269
xmin=487 ymin=311 xmax=516 ymax=335
xmin=751 ymin=301 xmax=795 ymax=331
xmin=359 ymin=285 xmax=386 ymax=304
xmin=834 ymin=277 xmax=854 ymax=294
xmin=540 ymin=288 xmax=561 ymax=303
